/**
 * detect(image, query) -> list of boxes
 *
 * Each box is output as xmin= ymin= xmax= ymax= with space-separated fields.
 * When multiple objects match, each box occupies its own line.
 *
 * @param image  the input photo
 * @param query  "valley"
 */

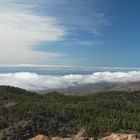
xmin=0 ymin=86 xmax=140 ymax=139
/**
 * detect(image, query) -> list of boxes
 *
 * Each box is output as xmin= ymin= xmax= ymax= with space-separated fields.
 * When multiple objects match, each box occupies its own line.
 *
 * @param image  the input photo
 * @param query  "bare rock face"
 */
xmin=99 ymin=133 xmax=139 ymax=140
xmin=29 ymin=133 xmax=139 ymax=140
xmin=29 ymin=135 xmax=49 ymax=140
xmin=29 ymin=136 xmax=72 ymax=140
xmin=29 ymin=129 xmax=85 ymax=140
xmin=51 ymin=136 xmax=72 ymax=140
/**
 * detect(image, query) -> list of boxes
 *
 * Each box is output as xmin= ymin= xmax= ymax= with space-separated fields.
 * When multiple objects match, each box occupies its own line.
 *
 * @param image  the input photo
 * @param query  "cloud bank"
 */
xmin=0 ymin=71 xmax=140 ymax=91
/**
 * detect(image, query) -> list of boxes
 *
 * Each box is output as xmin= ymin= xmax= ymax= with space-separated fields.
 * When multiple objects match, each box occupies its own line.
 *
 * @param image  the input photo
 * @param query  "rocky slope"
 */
xmin=29 ymin=133 xmax=139 ymax=140
xmin=29 ymin=129 xmax=139 ymax=140
xmin=100 ymin=133 xmax=139 ymax=140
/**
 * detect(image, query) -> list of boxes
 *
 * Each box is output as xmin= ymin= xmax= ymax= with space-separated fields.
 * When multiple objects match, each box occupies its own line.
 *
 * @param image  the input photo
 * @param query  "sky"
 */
xmin=0 ymin=0 xmax=140 ymax=67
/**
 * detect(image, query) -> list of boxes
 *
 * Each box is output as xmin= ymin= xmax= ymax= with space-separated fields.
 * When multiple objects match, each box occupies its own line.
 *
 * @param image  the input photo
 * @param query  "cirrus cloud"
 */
xmin=0 ymin=0 xmax=67 ymax=64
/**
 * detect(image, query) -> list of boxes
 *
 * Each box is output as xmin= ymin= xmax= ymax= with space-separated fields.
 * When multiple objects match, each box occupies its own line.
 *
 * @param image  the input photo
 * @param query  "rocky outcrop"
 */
xmin=29 ymin=135 xmax=49 ymax=140
xmin=29 ymin=129 xmax=85 ymax=140
xmin=100 ymin=133 xmax=139 ymax=140
xmin=29 ymin=135 xmax=72 ymax=140
xmin=29 ymin=133 xmax=139 ymax=140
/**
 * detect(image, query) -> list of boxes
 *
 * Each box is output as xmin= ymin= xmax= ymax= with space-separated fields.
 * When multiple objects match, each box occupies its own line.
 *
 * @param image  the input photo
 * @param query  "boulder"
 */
xmin=29 ymin=134 xmax=49 ymax=140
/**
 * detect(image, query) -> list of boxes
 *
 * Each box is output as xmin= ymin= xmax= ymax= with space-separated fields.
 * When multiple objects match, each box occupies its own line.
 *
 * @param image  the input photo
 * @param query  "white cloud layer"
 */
xmin=0 ymin=0 xmax=66 ymax=63
xmin=0 ymin=71 xmax=140 ymax=91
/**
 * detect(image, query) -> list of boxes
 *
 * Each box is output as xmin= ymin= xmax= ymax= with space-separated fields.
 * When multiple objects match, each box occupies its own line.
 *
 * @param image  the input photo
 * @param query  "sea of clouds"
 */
xmin=0 ymin=71 xmax=140 ymax=91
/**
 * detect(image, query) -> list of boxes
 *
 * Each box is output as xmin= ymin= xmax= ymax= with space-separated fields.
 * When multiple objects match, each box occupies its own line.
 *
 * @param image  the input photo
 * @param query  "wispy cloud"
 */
xmin=0 ymin=0 xmax=109 ymax=65
xmin=44 ymin=1 xmax=109 ymax=36
xmin=77 ymin=41 xmax=102 ymax=46
xmin=0 ymin=0 xmax=66 ymax=64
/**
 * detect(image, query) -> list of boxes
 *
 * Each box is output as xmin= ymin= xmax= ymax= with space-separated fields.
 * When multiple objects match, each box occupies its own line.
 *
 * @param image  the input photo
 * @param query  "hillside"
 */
xmin=0 ymin=86 xmax=140 ymax=139
xmin=46 ymin=82 xmax=140 ymax=95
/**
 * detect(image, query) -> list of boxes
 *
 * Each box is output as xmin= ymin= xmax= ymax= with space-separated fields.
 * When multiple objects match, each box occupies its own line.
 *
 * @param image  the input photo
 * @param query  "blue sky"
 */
xmin=0 ymin=0 xmax=140 ymax=67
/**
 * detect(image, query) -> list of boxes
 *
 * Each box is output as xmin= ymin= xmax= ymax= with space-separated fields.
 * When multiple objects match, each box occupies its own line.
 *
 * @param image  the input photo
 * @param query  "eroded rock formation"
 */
xmin=29 ymin=133 xmax=139 ymax=140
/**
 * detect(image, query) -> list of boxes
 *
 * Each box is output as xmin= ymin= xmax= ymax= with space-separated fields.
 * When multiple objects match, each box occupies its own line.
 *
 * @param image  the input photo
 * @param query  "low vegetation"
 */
xmin=0 ymin=86 xmax=140 ymax=139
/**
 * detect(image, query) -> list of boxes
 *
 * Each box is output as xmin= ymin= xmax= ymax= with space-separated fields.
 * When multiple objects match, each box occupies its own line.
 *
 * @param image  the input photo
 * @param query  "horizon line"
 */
xmin=0 ymin=64 xmax=140 ymax=70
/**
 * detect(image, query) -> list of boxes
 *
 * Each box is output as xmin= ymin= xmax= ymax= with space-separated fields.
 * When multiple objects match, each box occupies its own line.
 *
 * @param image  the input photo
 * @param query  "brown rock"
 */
xmin=29 ymin=135 xmax=49 ymax=140
xmin=51 ymin=136 xmax=72 ymax=140
xmin=99 ymin=133 xmax=139 ymax=140
xmin=29 ymin=132 xmax=139 ymax=140
xmin=51 ymin=137 xmax=64 ymax=140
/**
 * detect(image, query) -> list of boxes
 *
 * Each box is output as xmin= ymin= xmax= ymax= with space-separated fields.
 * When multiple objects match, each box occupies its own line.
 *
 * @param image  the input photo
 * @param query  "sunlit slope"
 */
xmin=0 ymin=86 xmax=140 ymax=139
